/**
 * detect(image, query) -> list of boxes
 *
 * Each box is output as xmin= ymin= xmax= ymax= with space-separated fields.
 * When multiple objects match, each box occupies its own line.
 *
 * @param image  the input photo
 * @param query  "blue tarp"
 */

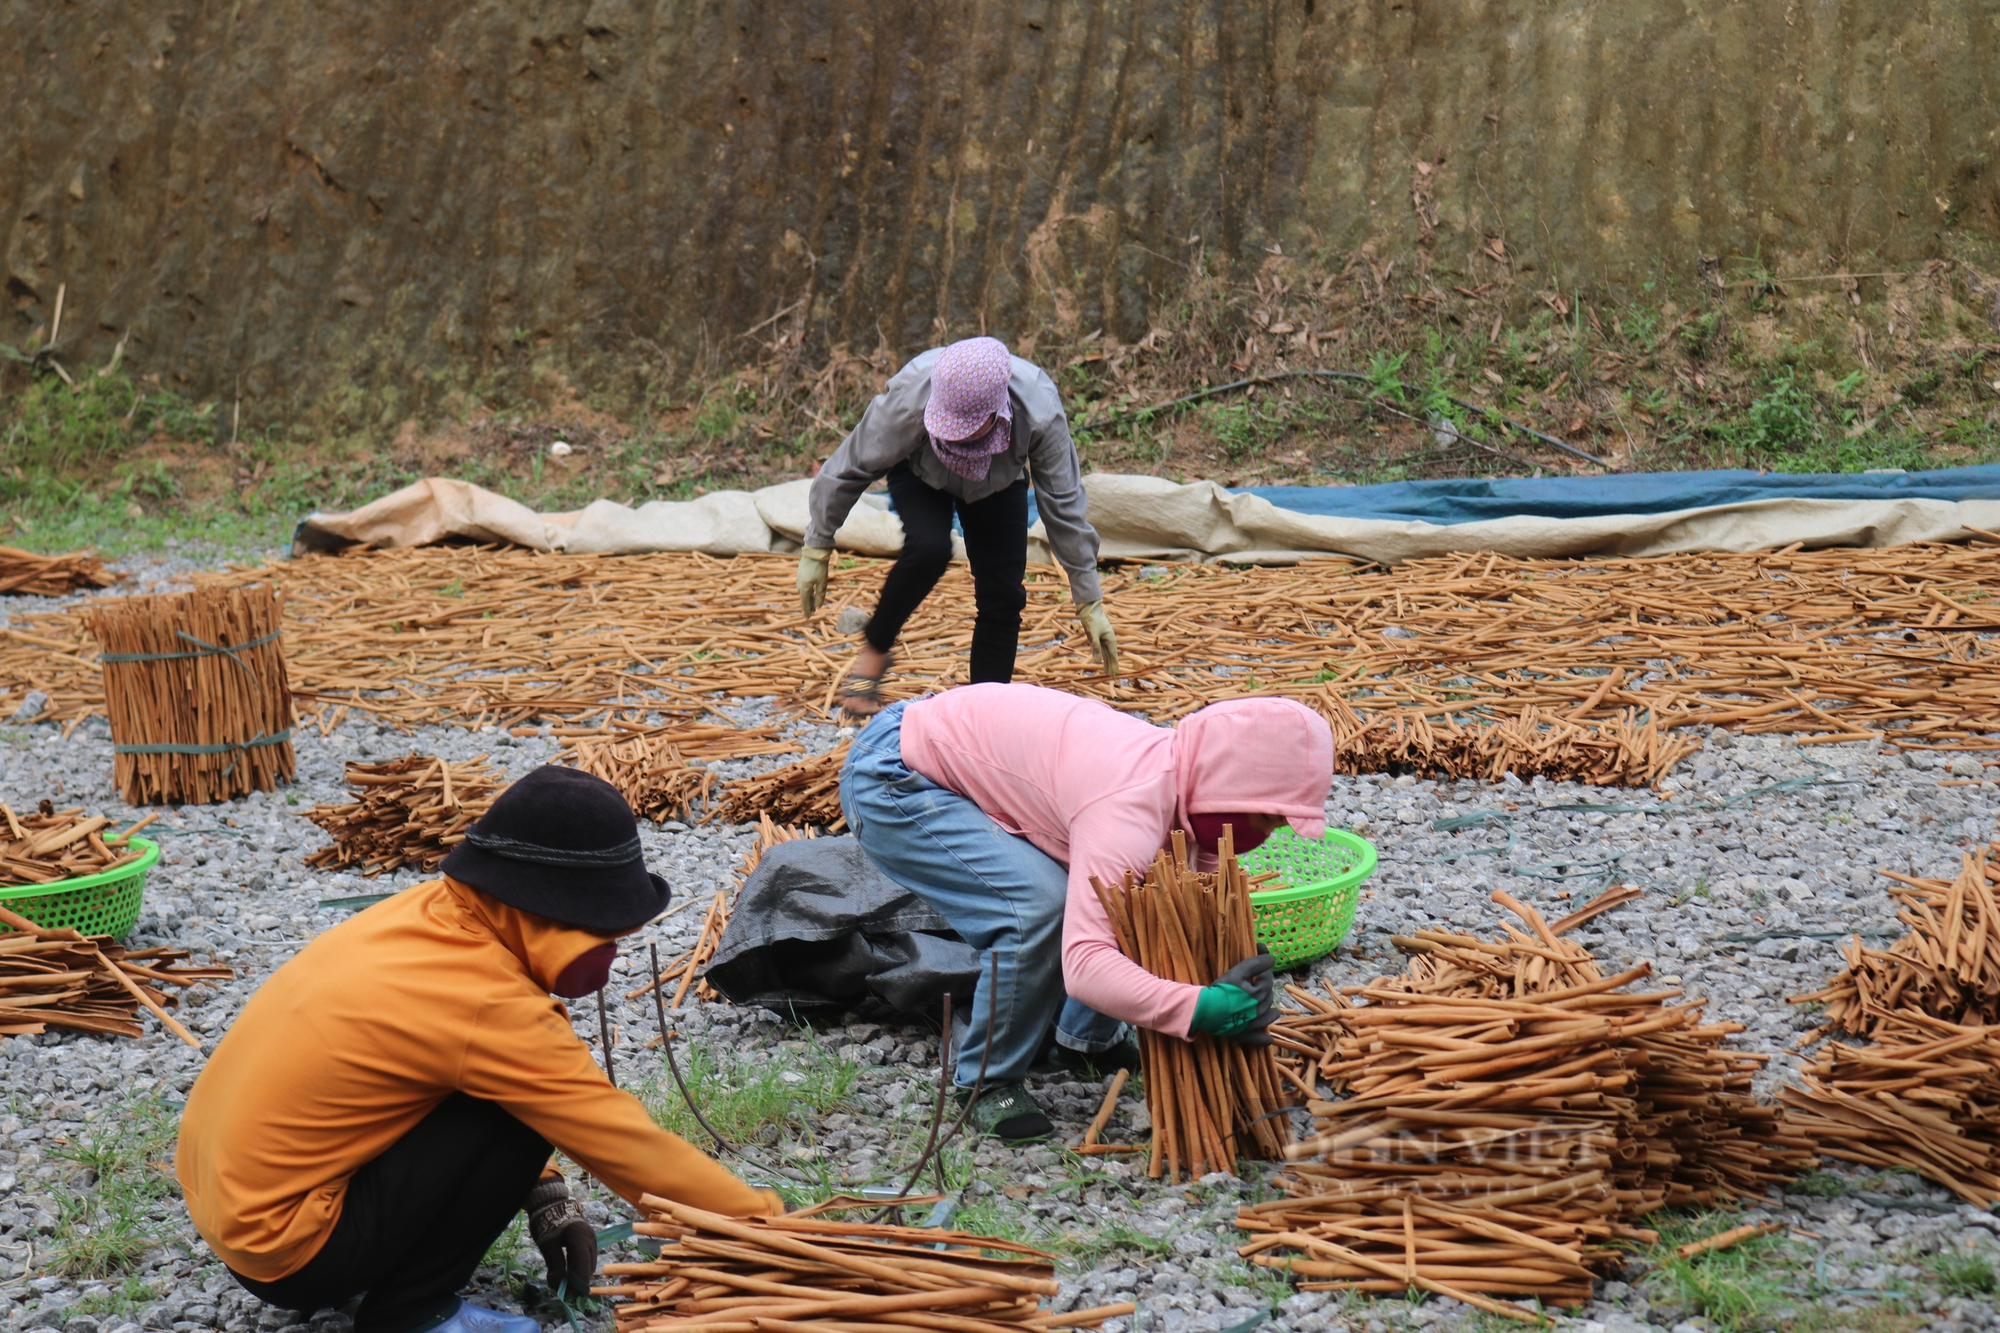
xmin=1230 ymin=464 xmax=2000 ymax=526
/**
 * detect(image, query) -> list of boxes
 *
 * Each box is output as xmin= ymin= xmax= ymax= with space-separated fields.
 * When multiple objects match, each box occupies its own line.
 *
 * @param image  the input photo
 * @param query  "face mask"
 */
xmin=1187 ymin=813 xmax=1274 ymax=856
xmin=552 ymin=942 xmax=618 ymax=998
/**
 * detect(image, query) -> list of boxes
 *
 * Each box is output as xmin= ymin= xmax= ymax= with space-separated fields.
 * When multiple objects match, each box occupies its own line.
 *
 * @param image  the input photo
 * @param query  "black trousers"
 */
xmin=865 ymin=462 xmax=1029 ymax=684
xmin=231 ymin=1094 xmax=551 ymax=1333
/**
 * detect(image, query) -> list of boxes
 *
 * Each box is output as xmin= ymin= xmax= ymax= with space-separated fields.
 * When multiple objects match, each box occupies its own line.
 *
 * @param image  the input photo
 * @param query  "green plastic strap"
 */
xmin=113 ymin=731 xmax=292 ymax=756
xmin=100 ymin=628 xmax=281 ymax=665
xmin=114 ymin=728 xmax=292 ymax=780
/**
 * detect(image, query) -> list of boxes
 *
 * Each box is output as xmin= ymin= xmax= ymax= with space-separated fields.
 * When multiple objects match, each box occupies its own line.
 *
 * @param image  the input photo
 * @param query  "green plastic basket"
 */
xmin=0 ymin=836 xmax=158 ymax=939
xmin=1240 ymin=827 xmax=1376 ymax=968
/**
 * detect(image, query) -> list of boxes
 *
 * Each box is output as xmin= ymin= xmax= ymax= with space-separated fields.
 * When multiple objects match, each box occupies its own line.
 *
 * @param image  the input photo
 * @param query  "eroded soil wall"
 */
xmin=4 ymin=0 xmax=1995 ymax=415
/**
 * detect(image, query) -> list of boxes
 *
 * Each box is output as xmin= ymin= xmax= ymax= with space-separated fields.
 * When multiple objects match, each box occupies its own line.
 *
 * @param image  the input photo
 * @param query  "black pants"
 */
xmin=231 ymin=1094 xmax=551 ymax=1333
xmin=866 ymin=462 xmax=1029 ymax=684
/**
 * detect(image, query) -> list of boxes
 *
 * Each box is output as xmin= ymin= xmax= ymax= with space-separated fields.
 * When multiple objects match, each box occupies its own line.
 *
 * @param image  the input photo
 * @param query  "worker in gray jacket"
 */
xmin=797 ymin=336 xmax=1117 ymax=715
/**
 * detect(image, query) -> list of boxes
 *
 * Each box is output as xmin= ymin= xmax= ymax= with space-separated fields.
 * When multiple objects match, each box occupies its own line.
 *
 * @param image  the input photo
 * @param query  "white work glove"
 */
xmin=1076 ymin=600 xmax=1119 ymax=677
xmin=797 ymin=546 xmax=832 ymax=617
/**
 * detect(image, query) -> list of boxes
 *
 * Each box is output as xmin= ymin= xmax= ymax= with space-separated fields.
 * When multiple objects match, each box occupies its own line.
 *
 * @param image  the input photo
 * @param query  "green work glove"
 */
xmin=1076 ymin=599 xmax=1119 ymax=676
xmin=797 ymin=546 xmax=832 ymax=617
xmin=1190 ymin=983 xmax=1259 ymax=1037
xmin=1189 ymin=950 xmax=1279 ymax=1044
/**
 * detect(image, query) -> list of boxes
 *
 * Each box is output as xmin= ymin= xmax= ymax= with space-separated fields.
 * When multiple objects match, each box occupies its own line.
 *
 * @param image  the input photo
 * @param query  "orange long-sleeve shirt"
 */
xmin=176 ymin=877 xmax=776 ymax=1281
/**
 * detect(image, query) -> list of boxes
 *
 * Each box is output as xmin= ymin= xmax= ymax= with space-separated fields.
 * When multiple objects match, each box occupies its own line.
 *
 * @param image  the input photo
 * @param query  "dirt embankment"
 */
xmin=3 ymin=0 xmax=1997 ymax=424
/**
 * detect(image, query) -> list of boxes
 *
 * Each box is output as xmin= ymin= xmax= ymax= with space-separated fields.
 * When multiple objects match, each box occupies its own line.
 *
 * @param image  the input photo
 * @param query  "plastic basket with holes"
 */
xmin=0 ymin=837 xmax=158 ymax=938
xmin=1240 ymin=827 xmax=1376 ymax=969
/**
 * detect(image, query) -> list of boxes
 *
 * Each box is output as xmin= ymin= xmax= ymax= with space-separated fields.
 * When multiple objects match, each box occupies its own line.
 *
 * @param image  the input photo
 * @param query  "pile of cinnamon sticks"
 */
xmin=1241 ymin=890 xmax=1811 ymax=1321
xmin=0 ymin=903 xmax=233 ymax=1042
xmin=0 ymin=546 xmax=119 ymax=597
xmin=1091 ymin=831 xmax=1293 ymax=1180
xmin=1 ymin=802 xmax=156 ymax=887
xmin=1790 ymin=843 xmax=2000 ymax=1035
xmin=1781 ymin=840 xmax=2000 ymax=1207
xmin=594 ymin=1196 xmax=1132 ymax=1333
xmin=710 ymin=743 xmax=849 ymax=830
xmin=1322 ymin=699 xmax=1703 ymax=787
xmin=302 ymin=755 xmax=505 ymax=875
xmin=90 ymin=583 xmax=295 ymax=804
xmin=560 ymin=721 xmax=803 ymax=823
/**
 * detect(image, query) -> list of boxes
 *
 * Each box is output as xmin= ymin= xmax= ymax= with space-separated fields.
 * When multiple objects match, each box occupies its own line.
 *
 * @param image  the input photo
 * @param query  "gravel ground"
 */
xmin=5 ymin=557 xmax=2000 ymax=1333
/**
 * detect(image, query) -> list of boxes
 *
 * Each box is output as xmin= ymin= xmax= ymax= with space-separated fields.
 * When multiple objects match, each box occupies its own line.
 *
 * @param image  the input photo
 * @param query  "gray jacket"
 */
xmin=804 ymin=348 xmax=1103 ymax=604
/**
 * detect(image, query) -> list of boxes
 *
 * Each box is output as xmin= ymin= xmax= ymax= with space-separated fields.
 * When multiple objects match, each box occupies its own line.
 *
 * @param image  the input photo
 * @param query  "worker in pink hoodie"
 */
xmin=839 ymin=682 xmax=1334 ymax=1141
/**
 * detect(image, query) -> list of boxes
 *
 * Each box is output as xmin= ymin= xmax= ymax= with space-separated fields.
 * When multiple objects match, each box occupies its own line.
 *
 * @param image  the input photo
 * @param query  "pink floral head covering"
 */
xmin=924 ymin=337 xmax=1015 ymax=480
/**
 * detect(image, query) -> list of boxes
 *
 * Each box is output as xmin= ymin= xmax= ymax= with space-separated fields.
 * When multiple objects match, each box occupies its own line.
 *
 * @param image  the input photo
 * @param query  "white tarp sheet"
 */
xmin=296 ymin=474 xmax=2000 ymax=566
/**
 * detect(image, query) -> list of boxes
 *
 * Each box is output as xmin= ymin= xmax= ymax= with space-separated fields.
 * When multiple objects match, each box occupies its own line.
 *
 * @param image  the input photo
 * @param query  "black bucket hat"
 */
xmin=440 ymin=766 xmax=670 ymax=933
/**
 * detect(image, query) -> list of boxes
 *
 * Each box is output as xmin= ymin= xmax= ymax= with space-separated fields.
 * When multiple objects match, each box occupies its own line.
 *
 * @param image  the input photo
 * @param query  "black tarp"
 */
xmin=703 ymin=837 xmax=979 ymax=1021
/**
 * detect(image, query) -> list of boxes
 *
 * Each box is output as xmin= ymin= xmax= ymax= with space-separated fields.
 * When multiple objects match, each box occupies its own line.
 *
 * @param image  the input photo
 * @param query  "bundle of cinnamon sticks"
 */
xmin=1241 ymin=889 xmax=1811 ymax=1321
xmin=594 ymin=1196 xmax=1132 ymax=1333
xmin=1790 ymin=842 xmax=2000 ymax=1035
xmin=560 ymin=721 xmax=804 ymax=823
xmin=303 ymin=755 xmax=505 ymax=875
xmin=1 ymin=802 xmax=156 ymax=887
xmin=1781 ymin=840 xmax=2000 ymax=1207
xmin=0 ymin=545 xmax=118 ymax=597
xmin=1091 ymin=831 xmax=1293 ymax=1181
xmin=90 ymin=583 xmax=295 ymax=804
xmin=710 ymin=743 xmax=849 ymax=830
xmin=0 ymin=903 xmax=233 ymax=1042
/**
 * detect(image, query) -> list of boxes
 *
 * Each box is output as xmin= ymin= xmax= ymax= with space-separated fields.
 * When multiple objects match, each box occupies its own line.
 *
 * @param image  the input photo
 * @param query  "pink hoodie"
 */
xmin=898 ymin=683 xmax=1334 ymax=1039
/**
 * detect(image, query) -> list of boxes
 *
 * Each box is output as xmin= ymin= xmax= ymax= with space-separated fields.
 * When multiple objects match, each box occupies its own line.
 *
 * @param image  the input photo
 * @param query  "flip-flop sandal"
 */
xmin=836 ymin=656 xmax=892 ymax=718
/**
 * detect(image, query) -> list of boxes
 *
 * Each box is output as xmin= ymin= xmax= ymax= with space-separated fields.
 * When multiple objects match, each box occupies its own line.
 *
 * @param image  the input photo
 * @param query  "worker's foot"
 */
xmin=957 ymin=1081 xmax=1053 ymax=1143
xmin=409 ymin=1299 xmax=539 ymax=1333
xmin=837 ymin=646 xmax=892 ymax=719
xmin=1049 ymin=1032 xmax=1142 ymax=1078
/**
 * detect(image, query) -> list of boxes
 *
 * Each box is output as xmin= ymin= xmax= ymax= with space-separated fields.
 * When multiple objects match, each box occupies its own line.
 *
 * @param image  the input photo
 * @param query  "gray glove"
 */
xmin=525 ymin=1177 xmax=596 ymax=1291
xmin=1213 ymin=949 xmax=1277 ymax=1046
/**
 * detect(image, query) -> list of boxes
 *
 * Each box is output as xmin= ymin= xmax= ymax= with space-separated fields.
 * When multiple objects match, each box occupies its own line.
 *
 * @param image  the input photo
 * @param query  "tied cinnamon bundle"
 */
xmin=90 ymin=583 xmax=294 ymax=804
xmin=1090 ymin=830 xmax=1294 ymax=1182
xmin=594 ymin=1195 xmax=1132 ymax=1333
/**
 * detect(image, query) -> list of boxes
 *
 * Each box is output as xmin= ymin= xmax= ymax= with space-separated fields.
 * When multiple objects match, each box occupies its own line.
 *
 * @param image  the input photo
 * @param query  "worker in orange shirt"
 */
xmin=176 ymin=768 xmax=779 ymax=1333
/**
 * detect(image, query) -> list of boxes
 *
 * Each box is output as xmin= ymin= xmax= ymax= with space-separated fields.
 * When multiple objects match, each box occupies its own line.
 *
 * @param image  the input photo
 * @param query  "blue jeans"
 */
xmin=841 ymin=702 xmax=1126 ymax=1087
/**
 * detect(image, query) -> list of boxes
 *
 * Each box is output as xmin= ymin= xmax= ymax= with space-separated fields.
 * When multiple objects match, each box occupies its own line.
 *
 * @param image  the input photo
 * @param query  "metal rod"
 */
xmin=652 ymin=941 xmax=733 ymax=1153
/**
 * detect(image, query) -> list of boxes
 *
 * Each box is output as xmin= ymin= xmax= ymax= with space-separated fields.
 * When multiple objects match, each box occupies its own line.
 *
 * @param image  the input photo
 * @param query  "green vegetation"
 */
xmin=2 ymin=248 xmax=1996 ymax=557
xmin=47 ymin=1097 xmax=182 ymax=1278
xmin=66 ymin=1276 xmax=160 ymax=1317
xmin=1926 ymin=1247 xmax=1998 ymax=1298
xmin=1643 ymin=1213 xmax=1796 ymax=1333
xmin=635 ymin=1036 xmax=860 ymax=1152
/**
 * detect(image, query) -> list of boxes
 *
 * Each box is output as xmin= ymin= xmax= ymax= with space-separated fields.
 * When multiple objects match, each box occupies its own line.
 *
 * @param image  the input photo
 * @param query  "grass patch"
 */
xmin=46 ymin=1098 xmax=181 ymax=1278
xmin=636 ymin=1035 xmax=860 ymax=1150
xmin=1788 ymin=1169 xmax=1854 ymax=1197
xmin=1926 ymin=1247 xmax=1998 ymax=1298
xmin=67 ymin=1276 xmax=159 ymax=1317
xmin=1642 ymin=1211 xmax=1797 ymax=1333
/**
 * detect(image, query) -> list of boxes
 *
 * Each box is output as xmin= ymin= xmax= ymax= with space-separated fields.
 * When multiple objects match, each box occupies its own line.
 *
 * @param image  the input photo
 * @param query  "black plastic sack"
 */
xmin=703 ymin=837 xmax=979 ymax=1021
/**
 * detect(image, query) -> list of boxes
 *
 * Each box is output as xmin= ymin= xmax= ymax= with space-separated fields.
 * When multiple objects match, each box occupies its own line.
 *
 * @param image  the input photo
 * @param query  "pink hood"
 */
xmin=897 ymin=684 xmax=1335 ymax=1039
xmin=1175 ymin=697 xmax=1332 ymax=838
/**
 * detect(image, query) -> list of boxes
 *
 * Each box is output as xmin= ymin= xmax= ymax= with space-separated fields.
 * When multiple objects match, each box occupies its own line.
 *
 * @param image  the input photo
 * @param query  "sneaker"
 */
xmin=408 ymin=1299 xmax=540 ymax=1333
xmin=957 ymin=1081 xmax=1054 ymax=1143
xmin=1049 ymin=1032 xmax=1142 ymax=1078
